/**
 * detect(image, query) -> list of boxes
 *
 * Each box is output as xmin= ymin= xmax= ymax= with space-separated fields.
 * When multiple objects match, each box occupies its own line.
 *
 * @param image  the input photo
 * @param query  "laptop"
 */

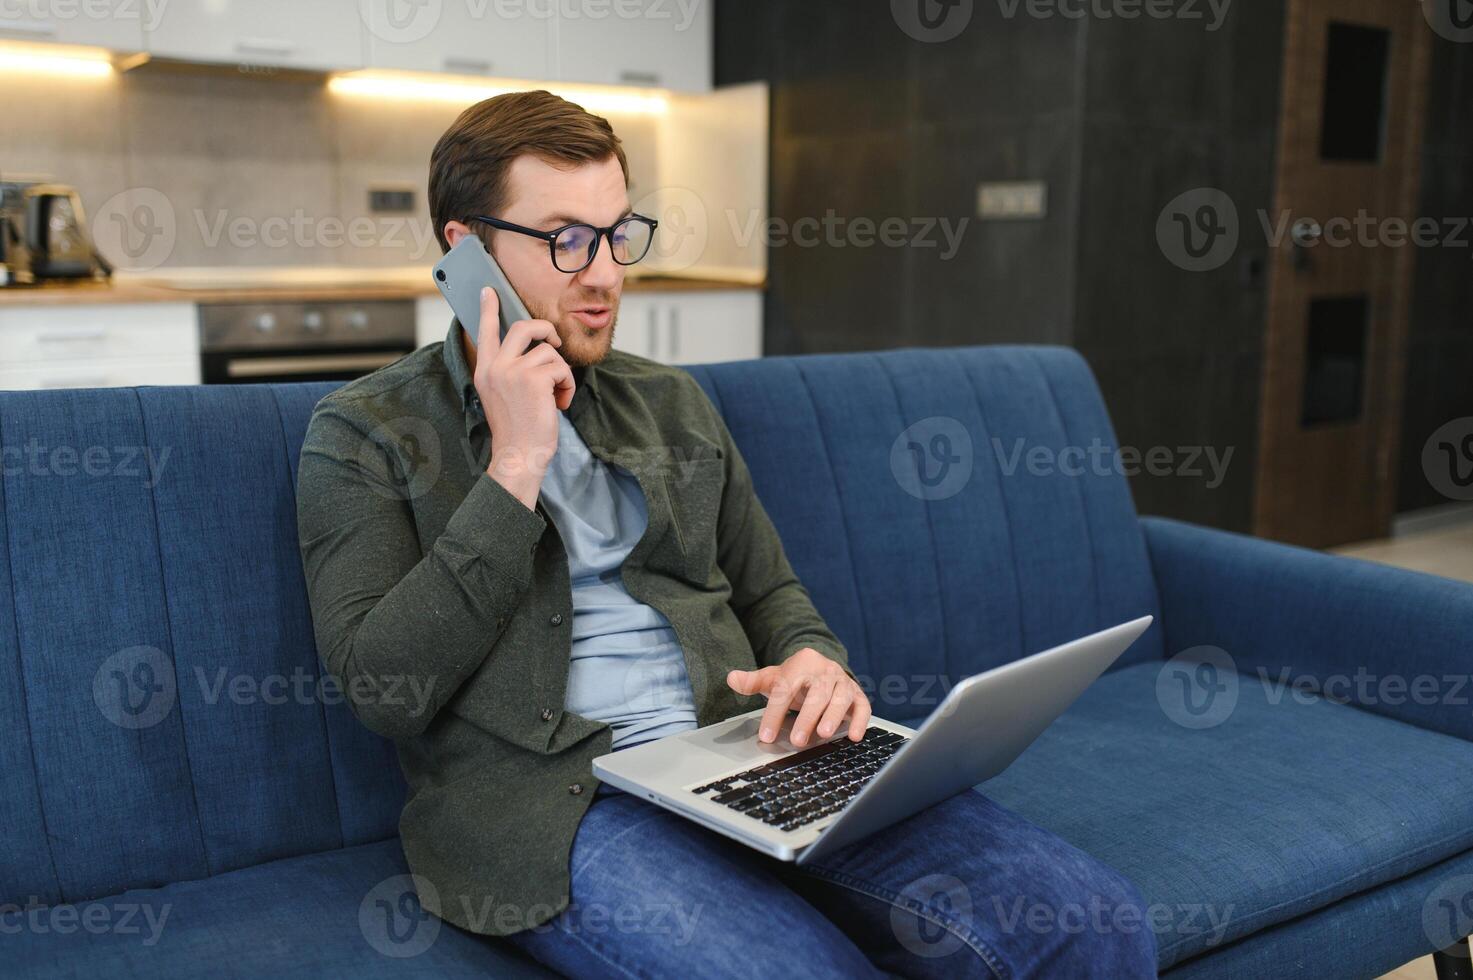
xmin=593 ymin=615 xmax=1153 ymax=864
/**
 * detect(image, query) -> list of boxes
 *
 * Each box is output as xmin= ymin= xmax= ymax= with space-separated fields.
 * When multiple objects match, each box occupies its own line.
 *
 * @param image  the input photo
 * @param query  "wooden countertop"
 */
xmin=0 ymin=273 xmax=763 ymax=308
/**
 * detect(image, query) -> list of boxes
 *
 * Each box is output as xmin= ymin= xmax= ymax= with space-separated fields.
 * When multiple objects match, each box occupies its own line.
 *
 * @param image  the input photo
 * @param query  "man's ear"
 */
xmin=443 ymin=220 xmax=472 ymax=249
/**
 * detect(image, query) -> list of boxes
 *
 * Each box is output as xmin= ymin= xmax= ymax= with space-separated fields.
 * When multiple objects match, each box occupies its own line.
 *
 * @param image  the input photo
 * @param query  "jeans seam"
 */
xmin=569 ymin=800 xmax=672 ymax=881
xmin=545 ymin=917 xmax=657 ymax=980
xmin=799 ymin=864 xmax=1011 ymax=980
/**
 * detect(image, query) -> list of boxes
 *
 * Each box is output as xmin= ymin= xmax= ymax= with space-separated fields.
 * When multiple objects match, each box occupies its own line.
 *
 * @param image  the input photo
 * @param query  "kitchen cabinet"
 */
xmin=363 ymin=1 xmax=551 ymax=80
xmin=0 ymin=303 xmax=200 ymax=390
xmin=554 ymin=0 xmax=711 ymax=92
xmin=0 ymin=1 xmax=143 ymax=50
xmin=615 ymin=290 xmax=760 ymax=365
xmin=421 ymin=288 xmax=760 ymax=366
xmin=144 ymin=0 xmax=363 ymax=71
xmin=416 ymin=294 xmax=452 ymax=348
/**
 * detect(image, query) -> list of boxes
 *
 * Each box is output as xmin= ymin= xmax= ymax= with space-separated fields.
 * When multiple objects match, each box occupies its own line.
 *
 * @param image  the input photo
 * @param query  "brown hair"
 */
xmin=428 ymin=90 xmax=629 ymax=253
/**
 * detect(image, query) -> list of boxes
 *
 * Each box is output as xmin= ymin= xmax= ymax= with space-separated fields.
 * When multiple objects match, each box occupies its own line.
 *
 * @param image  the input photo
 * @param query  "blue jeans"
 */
xmin=502 ymin=784 xmax=1157 ymax=978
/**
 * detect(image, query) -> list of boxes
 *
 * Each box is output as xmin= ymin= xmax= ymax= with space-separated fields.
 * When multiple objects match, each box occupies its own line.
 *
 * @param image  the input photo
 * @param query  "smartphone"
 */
xmin=431 ymin=234 xmax=534 ymax=348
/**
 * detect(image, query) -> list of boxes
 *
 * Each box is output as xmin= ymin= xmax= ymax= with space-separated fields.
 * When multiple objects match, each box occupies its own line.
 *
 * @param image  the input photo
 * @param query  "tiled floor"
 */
xmin=1333 ymin=520 xmax=1473 ymax=980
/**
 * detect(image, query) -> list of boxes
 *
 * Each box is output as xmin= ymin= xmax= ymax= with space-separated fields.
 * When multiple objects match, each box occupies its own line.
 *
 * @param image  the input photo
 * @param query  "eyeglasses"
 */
xmin=469 ymin=213 xmax=658 ymax=274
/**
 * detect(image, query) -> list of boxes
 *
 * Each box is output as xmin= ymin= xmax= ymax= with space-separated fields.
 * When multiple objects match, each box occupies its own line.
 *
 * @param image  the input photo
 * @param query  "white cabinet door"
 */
xmin=0 ymin=1 xmax=143 ymax=49
xmin=0 ymin=302 xmax=198 ymax=365
xmin=615 ymin=289 xmax=761 ymax=365
xmin=663 ymin=290 xmax=760 ymax=364
xmin=416 ymin=294 xmax=452 ymax=348
xmin=363 ymin=0 xmax=551 ymax=79
xmin=145 ymin=0 xmax=363 ymax=71
xmin=0 ymin=356 xmax=200 ymax=390
xmin=0 ymin=302 xmax=200 ymax=389
xmin=554 ymin=0 xmax=711 ymax=92
xmin=612 ymin=293 xmax=658 ymax=358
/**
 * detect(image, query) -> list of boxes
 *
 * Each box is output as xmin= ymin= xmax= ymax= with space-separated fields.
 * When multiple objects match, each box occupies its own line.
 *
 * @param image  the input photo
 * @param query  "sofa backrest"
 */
xmin=683 ymin=346 xmax=1162 ymax=689
xmin=0 ymin=344 xmax=1159 ymax=908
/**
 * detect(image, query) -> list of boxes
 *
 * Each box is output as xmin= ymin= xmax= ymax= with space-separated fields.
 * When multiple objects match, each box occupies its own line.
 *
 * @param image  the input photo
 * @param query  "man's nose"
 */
xmin=577 ymin=238 xmax=623 ymax=290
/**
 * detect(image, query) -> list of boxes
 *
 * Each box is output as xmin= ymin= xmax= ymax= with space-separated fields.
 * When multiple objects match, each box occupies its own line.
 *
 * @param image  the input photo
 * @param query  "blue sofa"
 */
xmin=2 ymin=344 xmax=1471 ymax=978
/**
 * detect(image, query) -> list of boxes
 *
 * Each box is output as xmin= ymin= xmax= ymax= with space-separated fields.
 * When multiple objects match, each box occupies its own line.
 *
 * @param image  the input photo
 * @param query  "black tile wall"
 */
xmin=720 ymin=0 xmax=1465 ymax=531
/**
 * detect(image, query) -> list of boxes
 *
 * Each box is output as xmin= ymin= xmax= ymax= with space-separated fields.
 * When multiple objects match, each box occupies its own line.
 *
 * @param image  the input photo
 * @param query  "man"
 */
xmin=296 ymin=90 xmax=1156 ymax=977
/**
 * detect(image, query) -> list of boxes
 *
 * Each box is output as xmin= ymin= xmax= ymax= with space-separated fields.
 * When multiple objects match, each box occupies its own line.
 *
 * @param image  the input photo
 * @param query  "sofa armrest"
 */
xmin=1142 ymin=516 xmax=1473 ymax=743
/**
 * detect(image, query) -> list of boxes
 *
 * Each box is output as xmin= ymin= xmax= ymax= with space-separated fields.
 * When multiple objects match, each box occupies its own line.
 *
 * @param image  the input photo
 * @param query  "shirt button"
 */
xmin=540 ymin=707 xmax=554 ymax=722
xmin=549 ymin=612 xmax=563 ymax=627
xmin=569 ymin=783 xmax=584 ymax=795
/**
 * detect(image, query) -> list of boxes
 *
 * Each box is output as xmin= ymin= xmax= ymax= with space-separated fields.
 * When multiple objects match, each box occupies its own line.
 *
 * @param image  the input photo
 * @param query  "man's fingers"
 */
xmin=816 ymin=685 xmax=856 ymax=742
xmin=725 ymin=666 xmax=777 ymax=697
xmin=847 ymin=693 xmax=873 ymax=741
xmin=760 ymin=672 xmax=807 ymax=742
xmin=496 ymin=318 xmax=562 ymax=363
xmin=790 ymin=677 xmax=836 ymax=747
xmin=535 ymin=360 xmax=576 ymax=410
xmin=476 ymin=287 xmax=501 ymax=354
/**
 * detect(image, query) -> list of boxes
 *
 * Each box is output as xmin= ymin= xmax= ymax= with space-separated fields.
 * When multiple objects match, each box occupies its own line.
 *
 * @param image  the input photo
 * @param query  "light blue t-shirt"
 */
xmin=539 ymin=410 xmax=699 ymax=751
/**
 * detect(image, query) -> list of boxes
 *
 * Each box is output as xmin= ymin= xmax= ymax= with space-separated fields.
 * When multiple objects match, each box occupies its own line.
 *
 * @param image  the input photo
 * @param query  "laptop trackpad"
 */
xmin=677 ymin=713 xmax=800 ymax=763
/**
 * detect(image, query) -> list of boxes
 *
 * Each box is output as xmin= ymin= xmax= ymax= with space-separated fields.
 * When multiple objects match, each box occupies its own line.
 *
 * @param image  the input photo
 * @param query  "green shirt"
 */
xmin=295 ymin=319 xmax=854 ymax=936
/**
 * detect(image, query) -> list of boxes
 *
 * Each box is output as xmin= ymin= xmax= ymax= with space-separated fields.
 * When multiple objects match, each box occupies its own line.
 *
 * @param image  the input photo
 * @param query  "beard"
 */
xmin=528 ymin=291 xmax=618 ymax=368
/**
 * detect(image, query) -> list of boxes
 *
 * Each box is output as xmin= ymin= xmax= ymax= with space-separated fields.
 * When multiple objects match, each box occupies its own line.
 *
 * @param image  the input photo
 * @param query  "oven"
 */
xmin=199 ymin=300 xmax=417 ymax=384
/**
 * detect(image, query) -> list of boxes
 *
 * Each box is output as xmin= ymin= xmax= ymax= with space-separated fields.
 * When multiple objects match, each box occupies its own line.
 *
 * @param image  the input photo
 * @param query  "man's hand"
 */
xmin=474 ymin=286 xmax=574 ymax=510
xmin=726 ymin=648 xmax=872 ymax=746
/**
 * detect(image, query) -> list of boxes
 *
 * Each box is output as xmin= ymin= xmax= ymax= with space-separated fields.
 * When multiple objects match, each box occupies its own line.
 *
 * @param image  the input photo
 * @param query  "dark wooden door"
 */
xmin=1254 ymin=0 xmax=1432 ymax=547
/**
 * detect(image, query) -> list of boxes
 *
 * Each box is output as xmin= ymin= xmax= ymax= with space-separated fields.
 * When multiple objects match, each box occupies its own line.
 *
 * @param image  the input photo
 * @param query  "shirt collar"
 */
xmin=442 ymin=317 xmax=599 ymax=422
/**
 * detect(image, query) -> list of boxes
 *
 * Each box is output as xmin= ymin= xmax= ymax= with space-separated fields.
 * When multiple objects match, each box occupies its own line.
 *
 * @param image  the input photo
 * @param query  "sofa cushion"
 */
xmin=0 ymin=385 xmax=404 ymax=909
xmin=0 ymin=839 xmax=549 ymax=979
xmin=962 ymin=662 xmax=1473 ymax=970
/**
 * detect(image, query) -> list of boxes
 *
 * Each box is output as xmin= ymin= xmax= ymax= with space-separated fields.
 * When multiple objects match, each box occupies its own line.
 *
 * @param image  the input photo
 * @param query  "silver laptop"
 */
xmin=593 ymin=615 xmax=1153 ymax=864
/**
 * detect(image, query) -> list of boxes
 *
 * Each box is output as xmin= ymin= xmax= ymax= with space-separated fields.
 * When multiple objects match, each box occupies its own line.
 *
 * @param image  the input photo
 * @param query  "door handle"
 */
xmin=235 ymin=37 xmax=298 ymax=56
xmin=1291 ymin=218 xmax=1322 ymax=270
xmin=667 ymin=306 xmax=680 ymax=361
xmin=444 ymin=57 xmax=492 ymax=74
xmin=646 ymin=306 xmax=659 ymax=358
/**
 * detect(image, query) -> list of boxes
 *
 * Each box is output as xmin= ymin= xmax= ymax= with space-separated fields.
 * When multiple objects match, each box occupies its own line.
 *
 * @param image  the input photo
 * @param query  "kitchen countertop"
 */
xmin=0 ymin=267 xmax=765 ymax=308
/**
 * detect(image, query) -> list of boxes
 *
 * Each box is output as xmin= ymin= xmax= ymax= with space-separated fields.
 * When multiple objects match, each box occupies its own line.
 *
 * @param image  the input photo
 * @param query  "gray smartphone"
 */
xmin=431 ymin=234 xmax=534 ymax=347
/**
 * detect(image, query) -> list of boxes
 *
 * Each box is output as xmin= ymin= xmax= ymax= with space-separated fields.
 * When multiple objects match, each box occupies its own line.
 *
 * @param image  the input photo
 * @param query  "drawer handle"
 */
xmin=225 ymin=351 xmax=404 ymax=378
xmin=619 ymin=70 xmax=661 ymax=86
xmin=37 ymin=328 xmax=108 ymax=343
xmin=235 ymin=37 xmax=297 ymax=56
xmin=444 ymin=57 xmax=492 ymax=74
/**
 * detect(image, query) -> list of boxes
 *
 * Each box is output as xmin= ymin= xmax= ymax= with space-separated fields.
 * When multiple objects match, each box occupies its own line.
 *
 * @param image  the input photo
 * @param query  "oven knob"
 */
xmin=303 ymin=311 xmax=325 ymax=332
xmin=346 ymin=310 xmax=369 ymax=330
xmin=253 ymin=313 xmax=277 ymax=333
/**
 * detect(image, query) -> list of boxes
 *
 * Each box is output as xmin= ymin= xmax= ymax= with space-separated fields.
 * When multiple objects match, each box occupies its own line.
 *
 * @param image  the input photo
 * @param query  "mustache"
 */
xmin=565 ymin=291 xmax=617 ymax=309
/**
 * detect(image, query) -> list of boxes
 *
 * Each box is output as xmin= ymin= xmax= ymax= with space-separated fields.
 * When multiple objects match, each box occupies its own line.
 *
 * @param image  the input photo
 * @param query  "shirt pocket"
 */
xmin=659 ymin=457 xmax=725 ymax=576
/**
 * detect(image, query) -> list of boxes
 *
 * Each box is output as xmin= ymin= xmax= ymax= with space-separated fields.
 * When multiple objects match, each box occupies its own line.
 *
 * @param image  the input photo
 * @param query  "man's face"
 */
xmin=484 ymin=154 xmax=630 ymax=368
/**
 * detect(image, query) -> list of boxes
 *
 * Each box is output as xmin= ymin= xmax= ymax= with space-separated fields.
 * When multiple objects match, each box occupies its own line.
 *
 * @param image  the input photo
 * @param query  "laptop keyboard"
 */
xmin=690 ymin=726 xmax=910 ymax=833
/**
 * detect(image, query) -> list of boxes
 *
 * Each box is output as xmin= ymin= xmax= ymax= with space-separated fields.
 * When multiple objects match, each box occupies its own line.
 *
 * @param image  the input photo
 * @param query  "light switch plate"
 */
xmin=977 ymin=181 xmax=1048 ymax=220
xmin=369 ymin=188 xmax=416 ymax=213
